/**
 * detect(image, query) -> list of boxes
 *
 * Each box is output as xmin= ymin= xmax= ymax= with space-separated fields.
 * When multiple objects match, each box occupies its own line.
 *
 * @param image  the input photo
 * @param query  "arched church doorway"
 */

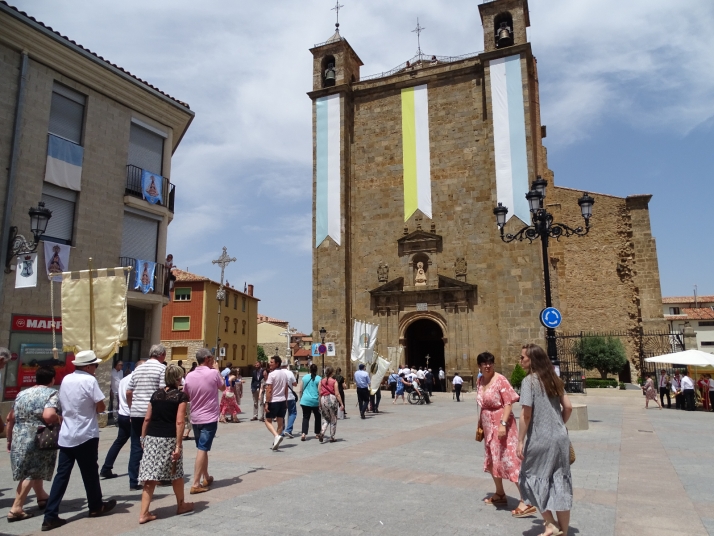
xmin=405 ymin=319 xmax=445 ymax=388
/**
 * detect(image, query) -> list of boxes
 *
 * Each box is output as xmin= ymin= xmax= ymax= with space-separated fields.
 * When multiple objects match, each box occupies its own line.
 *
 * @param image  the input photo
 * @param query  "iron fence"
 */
xmin=360 ymin=51 xmax=482 ymax=82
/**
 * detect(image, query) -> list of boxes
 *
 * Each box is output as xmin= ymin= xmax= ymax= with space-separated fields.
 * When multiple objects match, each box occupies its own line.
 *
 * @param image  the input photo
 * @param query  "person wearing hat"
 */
xmin=42 ymin=350 xmax=116 ymax=531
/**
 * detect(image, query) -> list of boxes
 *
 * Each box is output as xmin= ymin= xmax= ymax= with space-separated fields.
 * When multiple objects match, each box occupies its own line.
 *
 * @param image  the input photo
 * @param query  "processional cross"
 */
xmin=412 ymin=18 xmax=425 ymax=57
xmin=212 ymin=246 xmax=236 ymax=301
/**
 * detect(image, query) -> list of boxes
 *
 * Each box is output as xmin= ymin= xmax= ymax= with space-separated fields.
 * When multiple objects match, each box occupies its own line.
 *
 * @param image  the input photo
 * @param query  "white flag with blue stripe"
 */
xmin=44 ymin=134 xmax=83 ymax=191
xmin=315 ymin=94 xmax=341 ymax=247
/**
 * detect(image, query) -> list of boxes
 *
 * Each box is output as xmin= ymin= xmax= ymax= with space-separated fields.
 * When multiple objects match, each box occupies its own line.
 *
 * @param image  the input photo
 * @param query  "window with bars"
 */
xmin=172 ymin=317 xmax=190 ymax=331
xmin=128 ymin=123 xmax=164 ymax=175
xmin=41 ymin=183 xmax=76 ymax=244
xmin=174 ymin=288 xmax=191 ymax=301
xmin=49 ymin=83 xmax=85 ymax=145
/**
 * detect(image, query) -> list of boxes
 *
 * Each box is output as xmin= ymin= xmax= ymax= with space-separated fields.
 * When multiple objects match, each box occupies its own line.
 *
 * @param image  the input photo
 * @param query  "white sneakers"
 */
xmin=272 ymin=435 xmax=283 ymax=450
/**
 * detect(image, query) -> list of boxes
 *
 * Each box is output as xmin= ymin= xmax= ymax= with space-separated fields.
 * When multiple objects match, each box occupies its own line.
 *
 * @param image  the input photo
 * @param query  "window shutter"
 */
xmin=121 ymin=211 xmax=158 ymax=262
xmin=48 ymin=85 xmax=85 ymax=145
xmin=41 ymin=183 xmax=77 ymax=244
xmin=128 ymin=124 xmax=163 ymax=174
xmin=173 ymin=317 xmax=190 ymax=331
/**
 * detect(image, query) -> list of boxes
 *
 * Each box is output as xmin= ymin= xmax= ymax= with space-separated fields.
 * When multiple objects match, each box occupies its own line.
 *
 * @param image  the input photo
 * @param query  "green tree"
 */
xmin=256 ymin=345 xmax=268 ymax=364
xmin=574 ymin=336 xmax=627 ymax=379
xmin=510 ymin=363 xmax=527 ymax=389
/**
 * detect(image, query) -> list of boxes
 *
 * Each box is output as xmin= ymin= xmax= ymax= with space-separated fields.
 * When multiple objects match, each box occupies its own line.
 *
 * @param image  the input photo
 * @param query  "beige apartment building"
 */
xmin=0 ymin=3 xmax=193 ymax=410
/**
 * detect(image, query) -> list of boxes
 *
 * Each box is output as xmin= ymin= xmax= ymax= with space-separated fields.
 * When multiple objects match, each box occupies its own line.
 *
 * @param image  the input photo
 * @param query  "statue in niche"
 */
xmin=377 ymin=262 xmax=389 ymax=283
xmin=414 ymin=261 xmax=427 ymax=286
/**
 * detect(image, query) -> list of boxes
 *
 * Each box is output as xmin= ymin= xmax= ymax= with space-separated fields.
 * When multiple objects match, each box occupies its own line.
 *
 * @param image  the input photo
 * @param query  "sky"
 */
xmin=11 ymin=0 xmax=714 ymax=333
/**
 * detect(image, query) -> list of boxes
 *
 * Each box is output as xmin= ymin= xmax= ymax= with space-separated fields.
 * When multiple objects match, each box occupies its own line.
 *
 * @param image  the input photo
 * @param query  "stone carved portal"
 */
xmin=405 ymin=318 xmax=445 ymax=379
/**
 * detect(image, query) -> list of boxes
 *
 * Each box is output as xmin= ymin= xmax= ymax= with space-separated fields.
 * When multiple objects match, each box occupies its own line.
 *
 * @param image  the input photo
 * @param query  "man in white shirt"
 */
xmin=279 ymin=362 xmax=298 ymax=438
xmin=417 ymin=368 xmax=425 ymax=381
xmin=681 ymin=373 xmax=695 ymax=411
xmin=126 ymin=344 xmax=166 ymax=490
xmin=452 ymin=372 xmax=464 ymax=402
xmin=42 ymin=351 xmax=116 ymax=531
xmin=264 ymin=356 xmax=288 ymax=450
xmin=110 ymin=360 xmax=123 ymax=422
xmin=100 ymin=360 xmax=143 ymax=479
xmin=438 ymin=367 xmax=446 ymax=392
xmin=658 ymin=369 xmax=671 ymax=409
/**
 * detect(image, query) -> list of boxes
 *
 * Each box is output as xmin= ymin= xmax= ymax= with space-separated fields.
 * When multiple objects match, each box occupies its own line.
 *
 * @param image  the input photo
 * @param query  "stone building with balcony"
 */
xmin=0 ymin=2 xmax=193 ymax=408
xmin=160 ymin=270 xmax=259 ymax=370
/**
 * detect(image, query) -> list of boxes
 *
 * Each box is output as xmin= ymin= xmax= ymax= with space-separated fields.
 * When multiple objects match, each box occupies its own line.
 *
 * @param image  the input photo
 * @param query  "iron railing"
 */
xmin=125 ymin=164 xmax=175 ymax=213
xmin=119 ymin=257 xmax=168 ymax=297
xmin=361 ymin=51 xmax=482 ymax=82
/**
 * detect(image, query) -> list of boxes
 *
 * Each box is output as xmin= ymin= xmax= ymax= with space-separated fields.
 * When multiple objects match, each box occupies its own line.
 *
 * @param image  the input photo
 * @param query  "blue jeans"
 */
xmin=283 ymin=399 xmax=297 ymax=434
xmin=128 ymin=416 xmax=144 ymax=488
xmin=44 ymin=438 xmax=103 ymax=521
xmin=101 ymin=414 xmax=131 ymax=475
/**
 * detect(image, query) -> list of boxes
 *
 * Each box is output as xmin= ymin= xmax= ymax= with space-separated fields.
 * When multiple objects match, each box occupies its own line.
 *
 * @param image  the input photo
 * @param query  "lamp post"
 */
xmin=5 ymin=202 xmax=52 ymax=273
xmin=493 ymin=177 xmax=594 ymax=364
xmin=211 ymin=247 xmax=236 ymax=358
xmin=319 ymin=326 xmax=327 ymax=375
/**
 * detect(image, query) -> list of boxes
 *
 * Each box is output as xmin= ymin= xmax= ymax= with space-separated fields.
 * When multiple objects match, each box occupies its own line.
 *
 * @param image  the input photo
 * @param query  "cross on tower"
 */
xmin=412 ymin=18 xmax=425 ymax=57
xmin=332 ymin=1 xmax=344 ymax=31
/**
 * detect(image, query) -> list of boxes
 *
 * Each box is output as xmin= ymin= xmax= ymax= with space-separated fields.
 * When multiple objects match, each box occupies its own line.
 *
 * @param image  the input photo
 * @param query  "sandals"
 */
xmin=541 ymin=522 xmax=563 ymax=536
xmin=484 ymin=492 xmax=508 ymax=505
xmin=37 ymin=499 xmax=48 ymax=510
xmin=201 ymin=476 xmax=214 ymax=487
xmin=511 ymin=504 xmax=537 ymax=518
xmin=7 ymin=511 xmax=34 ymax=522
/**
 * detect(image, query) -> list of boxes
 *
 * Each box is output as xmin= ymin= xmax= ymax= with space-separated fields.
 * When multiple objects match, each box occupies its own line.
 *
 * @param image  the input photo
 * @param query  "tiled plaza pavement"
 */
xmin=0 ymin=389 xmax=712 ymax=535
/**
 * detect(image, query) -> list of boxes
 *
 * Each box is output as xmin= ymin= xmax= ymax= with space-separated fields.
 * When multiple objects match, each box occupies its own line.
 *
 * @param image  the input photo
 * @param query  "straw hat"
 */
xmin=73 ymin=350 xmax=101 ymax=366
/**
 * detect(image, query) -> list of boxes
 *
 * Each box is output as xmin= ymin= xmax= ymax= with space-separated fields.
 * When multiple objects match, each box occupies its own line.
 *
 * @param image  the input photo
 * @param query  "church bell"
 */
xmin=496 ymin=22 xmax=513 ymax=48
xmin=324 ymin=63 xmax=336 ymax=86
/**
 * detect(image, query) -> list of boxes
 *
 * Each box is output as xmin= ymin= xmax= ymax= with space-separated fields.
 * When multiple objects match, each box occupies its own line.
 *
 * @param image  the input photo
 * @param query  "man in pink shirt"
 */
xmin=264 ymin=355 xmax=288 ymax=451
xmin=183 ymin=348 xmax=225 ymax=494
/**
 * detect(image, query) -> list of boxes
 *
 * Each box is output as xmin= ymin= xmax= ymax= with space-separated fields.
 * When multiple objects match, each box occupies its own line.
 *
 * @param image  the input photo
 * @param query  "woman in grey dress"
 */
xmin=517 ymin=344 xmax=573 ymax=536
xmin=6 ymin=367 xmax=61 ymax=522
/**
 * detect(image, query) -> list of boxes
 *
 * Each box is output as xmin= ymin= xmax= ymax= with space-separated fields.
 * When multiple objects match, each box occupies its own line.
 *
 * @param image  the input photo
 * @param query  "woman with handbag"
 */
xmin=317 ymin=367 xmax=344 ymax=442
xmin=5 ymin=366 xmax=60 ymax=522
xmin=299 ymin=364 xmax=321 ymax=441
xmin=517 ymin=344 xmax=574 ymax=536
xmin=475 ymin=352 xmax=532 ymax=517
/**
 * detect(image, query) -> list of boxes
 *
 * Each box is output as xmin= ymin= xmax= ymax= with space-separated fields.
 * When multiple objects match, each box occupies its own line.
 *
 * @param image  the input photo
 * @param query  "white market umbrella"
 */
xmin=645 ymin=349 xmax=714 ymax=367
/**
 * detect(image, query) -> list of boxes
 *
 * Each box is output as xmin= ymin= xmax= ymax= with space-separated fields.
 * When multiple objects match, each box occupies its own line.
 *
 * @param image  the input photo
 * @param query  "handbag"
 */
xmin=569 ymin=441 xmax=576 ymax=465
xmin=475 ymin=376 xmax=484 ymax=442
xmin=35 ymin=423 xmax=60 ymax=450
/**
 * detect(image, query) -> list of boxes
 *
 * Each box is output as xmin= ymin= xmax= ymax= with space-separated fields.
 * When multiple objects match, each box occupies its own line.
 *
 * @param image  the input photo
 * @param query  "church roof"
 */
xmin=361 ymin=51 xmax=481 ymax=82
xmin=325 ymin=30 xmax=341 ymax=44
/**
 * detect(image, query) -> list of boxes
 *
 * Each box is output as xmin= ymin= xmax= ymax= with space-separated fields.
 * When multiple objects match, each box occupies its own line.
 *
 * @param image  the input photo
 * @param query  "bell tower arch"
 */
xmin=478 ymin=0 xmax=530 ymax=53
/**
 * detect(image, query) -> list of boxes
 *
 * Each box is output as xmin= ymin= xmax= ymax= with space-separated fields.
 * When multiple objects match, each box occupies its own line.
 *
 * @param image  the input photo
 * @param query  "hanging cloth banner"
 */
xmin=134 ymin=260 xmax=156 ymax=294
xmin=44 ymin=134 xmax=83 ymax=191
xmin=370 ymin=356 xmax=390 ymax=395
xmin=15 ymin=253 xmax=38 ymax=288
xmin=44 ymin=241 xmax=71 ymax=282
xmin=61 ymin=267 xmax=129 ymax=361
xmin=401 ymin=84 xmax=432 ymax=221
xmin=490 ymin=54 xmax=530 ymax=224
xmin=315 ymin=94 xmax=341 ymax=247
xmin=350 ymin=320 xmax=379 ymax=363
xmin=141 ymin=170 xmax=163 ymax=205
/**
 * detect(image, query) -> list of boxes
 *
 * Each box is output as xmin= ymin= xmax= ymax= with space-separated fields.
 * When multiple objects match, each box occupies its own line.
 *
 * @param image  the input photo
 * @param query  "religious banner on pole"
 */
xmin=141 ymin=169 xmax=163 ymax=205
xmin=15 ymin=253 xmax=38 ymax=288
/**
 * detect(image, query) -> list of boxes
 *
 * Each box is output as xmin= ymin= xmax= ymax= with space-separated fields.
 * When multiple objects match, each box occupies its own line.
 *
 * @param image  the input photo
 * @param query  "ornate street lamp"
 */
xmin=492 ymin=177 xmax=595 ymax=363
xmin=5 ymin=202 xmax=52 ymax=273
xmin=319 ymin=326 xmax=327 ymax=374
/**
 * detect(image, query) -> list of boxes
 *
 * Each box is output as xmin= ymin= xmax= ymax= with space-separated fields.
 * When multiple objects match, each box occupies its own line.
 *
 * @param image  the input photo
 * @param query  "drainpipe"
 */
xmin=0 ymin=52 xmax=29 ymax=314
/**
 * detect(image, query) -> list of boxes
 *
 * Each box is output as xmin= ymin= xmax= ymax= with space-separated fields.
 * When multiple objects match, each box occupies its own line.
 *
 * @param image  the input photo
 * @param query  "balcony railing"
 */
xmin=126 ymin=164 xmax=175 ymax=213
xmin=120 ymin=257 xmax=168 ymax=297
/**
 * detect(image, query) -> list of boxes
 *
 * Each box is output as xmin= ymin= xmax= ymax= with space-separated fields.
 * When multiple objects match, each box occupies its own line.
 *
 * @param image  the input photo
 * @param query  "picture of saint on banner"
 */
xmin=134 ymin=260 xmax=156 ymax=294
xmin=141 ymin=169 xmax=163 ymax=205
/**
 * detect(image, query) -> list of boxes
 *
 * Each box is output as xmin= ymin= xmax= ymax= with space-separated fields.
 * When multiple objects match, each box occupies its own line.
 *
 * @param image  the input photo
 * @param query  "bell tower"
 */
xmin=478 ymin=0 xmax=530 ymax=53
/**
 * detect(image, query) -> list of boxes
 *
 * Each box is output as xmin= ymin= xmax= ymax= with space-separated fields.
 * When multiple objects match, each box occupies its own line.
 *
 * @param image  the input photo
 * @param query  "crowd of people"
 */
xmin=3 ymin=340 xmax=579 ymax=535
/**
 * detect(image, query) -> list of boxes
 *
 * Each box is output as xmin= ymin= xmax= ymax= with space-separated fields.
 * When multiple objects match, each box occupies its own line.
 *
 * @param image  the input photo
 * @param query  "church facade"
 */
xmin=309 ymin=0 xmax=665 ymax=381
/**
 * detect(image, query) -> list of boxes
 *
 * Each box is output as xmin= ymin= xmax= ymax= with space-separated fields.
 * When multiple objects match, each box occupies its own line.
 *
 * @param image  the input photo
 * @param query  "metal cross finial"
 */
xmin=332 ymin=1 xmax=344 ymax=30
xmin=412 ymin=18 xmax=425 ymax=57
xmin=212 ymin=246 xmax=236 ymax=293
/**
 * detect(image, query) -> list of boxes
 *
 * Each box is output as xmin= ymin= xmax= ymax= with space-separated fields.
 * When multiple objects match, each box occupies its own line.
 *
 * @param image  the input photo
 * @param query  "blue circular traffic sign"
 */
xmin=540 ymin=307 xmax=562 ymax=329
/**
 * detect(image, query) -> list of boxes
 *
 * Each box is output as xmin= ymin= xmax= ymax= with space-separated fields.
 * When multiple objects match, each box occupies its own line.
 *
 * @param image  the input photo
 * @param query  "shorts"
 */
xmin=192 ymin=421 xmax=218 ymax=452
xmin=266 ymin=401 xmax=287 ymax=420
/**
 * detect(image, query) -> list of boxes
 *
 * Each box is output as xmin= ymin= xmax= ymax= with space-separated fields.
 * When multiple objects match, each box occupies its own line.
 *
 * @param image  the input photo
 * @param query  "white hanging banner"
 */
xmin=350 ymin=320 xmax=379 ymax=363
xmin=315 ymin=94 xmax=341 ymax=246
xmin=15 ymin=253 xmax=38 ymax=288
xmin=490 ymin=54 xmax=530 ymax=224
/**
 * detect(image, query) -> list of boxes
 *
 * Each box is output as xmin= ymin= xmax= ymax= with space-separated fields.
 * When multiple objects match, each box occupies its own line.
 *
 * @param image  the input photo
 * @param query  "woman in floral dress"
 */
xmin=476 ymin=352 xmax=533 ymax=517
xmin=643 ymin=374 xmax=662 ymax=410
xmin=6 ymin=367 xmax=61 ymax=522
xmin=219 ymin=369 xmax=240 ymax=423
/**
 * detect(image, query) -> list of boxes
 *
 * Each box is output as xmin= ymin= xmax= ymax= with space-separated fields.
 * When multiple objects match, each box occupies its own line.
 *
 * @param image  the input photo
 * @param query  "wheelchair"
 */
xmin=406 ymin=385 xmax=427 ymax=405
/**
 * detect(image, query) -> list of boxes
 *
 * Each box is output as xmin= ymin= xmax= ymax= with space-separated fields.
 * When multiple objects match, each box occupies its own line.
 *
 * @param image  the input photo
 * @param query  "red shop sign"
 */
xmin=12 ymin=315 xmax=62 ymax=333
